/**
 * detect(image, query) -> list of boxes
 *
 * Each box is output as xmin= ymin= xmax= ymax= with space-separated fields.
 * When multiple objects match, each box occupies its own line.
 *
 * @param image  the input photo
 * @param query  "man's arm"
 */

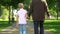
xmin=44 ymin=0 xmax=51 ymax=18
xmin=28 ymin=3 xmax=33 ymax=17
xmin=46 ymin=1 xmax=50 ymax=16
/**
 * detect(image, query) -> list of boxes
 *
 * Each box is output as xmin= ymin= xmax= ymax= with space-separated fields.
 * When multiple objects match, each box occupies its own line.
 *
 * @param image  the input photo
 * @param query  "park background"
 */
xmin=0 ymin=0 xmax=60 ymax=34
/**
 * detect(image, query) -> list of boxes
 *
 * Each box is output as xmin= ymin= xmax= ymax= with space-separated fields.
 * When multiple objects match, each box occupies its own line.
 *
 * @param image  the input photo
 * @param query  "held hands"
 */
xmin=26 ymin=14 xmax=30 ymax=20
xmin=27 ymin=16 xmax=30 ymax=20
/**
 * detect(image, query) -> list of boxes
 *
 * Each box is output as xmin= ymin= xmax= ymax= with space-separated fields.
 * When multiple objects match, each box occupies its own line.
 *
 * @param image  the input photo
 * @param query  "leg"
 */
xmin=40 ymin=21 xmax=44 ymax=34
xmin=22 ymin=24 xmax=26 ymax=34
xmin=19 ymin=24 xmax=23 ymax=34
xmin=34 ymin=21 xmax=38 ymax=34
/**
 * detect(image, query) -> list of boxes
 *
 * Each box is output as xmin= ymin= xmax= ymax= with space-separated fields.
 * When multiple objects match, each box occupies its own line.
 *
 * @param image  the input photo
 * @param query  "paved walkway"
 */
xmin=0 ymin=21 xmax=54 ymax=34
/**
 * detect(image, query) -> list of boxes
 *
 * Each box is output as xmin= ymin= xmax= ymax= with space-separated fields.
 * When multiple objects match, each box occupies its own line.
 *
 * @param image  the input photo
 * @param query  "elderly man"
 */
xmin=28 ymin=0 xmax=51 ymax=34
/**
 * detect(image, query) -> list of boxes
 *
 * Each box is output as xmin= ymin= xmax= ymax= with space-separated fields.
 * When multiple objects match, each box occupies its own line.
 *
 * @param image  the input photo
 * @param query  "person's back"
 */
xmin=17 ymin=8 xmax=27 ymax=24
xmin=16 ymin=3 xmax=27 ymax=34
xmin=28 ymin=0 xmax=50 ymax=34
xmin=29 ymin=0 xmax=50 ymax=21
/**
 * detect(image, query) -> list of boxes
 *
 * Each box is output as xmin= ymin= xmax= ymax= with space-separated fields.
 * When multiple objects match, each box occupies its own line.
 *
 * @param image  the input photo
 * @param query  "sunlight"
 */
xmin=45 ymin=29 xmax=56 ymax=32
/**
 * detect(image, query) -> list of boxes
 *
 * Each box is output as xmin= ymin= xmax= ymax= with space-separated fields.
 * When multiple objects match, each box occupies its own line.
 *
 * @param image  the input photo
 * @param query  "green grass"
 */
xmin=44 ymin=20 xmax=60 ymax=34
xmin=0 ymin=20 xmax=60 ymax=34
xmin=0 ymin=21 xmax=12 ymax=31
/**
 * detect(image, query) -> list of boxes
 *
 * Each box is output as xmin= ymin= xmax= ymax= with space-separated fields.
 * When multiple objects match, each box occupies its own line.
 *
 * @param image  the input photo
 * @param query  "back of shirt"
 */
xmin=17 ymin=8 xmax=27 ymax=24
xmin=29 ymin=0 xmax=48 ymax=21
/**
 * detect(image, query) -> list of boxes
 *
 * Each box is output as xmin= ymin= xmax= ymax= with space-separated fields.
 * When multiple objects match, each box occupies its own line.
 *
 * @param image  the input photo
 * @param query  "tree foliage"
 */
xmin=0 ymin=0 xmax=60 ymax=17
xmin=46 ymin=0 xmax=58 ymax=15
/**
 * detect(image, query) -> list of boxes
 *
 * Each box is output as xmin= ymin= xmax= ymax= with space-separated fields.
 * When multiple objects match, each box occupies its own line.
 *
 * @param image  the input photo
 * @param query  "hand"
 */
xmin=27 ymin=16 xmax=30 ymax=20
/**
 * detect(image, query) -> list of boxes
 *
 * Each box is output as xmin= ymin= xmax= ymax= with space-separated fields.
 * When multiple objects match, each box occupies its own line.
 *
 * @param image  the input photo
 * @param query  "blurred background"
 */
xmin=0 ymin=0 xmax=60 ymax=34
xmin=0 ymin=0 xmax=60 ymax=21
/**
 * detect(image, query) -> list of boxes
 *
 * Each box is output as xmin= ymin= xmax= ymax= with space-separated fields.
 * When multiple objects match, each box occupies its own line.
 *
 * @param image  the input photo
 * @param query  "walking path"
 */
xmin=0 ymin=21 xmax=54 ymax=34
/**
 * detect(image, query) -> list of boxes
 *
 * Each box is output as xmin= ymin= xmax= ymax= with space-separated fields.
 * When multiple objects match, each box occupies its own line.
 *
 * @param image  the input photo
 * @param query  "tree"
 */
xmin=56 ymin=0 xmax=60 ymax=20
xmin=46 ymin=0 xmax=58 ymax=20
xmin=0 ymin=5 xmax=2 ymax=16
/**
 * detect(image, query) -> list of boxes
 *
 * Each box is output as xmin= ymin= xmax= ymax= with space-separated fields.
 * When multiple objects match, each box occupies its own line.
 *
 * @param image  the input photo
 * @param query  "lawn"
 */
xmin=0 ymin=20 xmax=60 ymax=34
xmin=44 ymin=20 xmax=60 ymax=34
xmin=0 ymin=21 xmax=12 ymax=31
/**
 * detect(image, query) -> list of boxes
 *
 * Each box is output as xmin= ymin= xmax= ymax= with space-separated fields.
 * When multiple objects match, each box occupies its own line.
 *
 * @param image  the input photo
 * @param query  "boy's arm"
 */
xmin=25 ymin=12 xmax=30 ymax=19
xmin=25 ymin=13 xmax=28 ymax=18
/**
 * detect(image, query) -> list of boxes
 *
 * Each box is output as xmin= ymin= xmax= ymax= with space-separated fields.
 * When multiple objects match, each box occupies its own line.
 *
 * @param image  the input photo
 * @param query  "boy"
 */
xmin=16 ymin=3 xmax=28 ymax=34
